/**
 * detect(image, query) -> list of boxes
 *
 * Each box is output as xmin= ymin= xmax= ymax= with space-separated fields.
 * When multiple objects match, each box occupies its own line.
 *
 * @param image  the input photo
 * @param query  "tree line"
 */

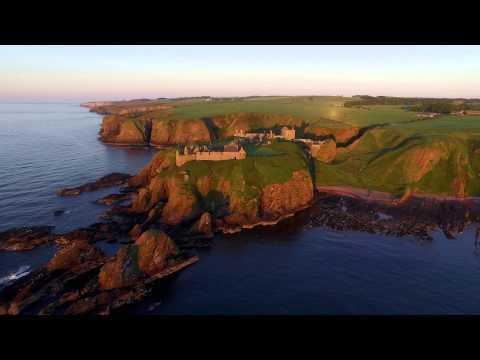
xmin=345 ymin=96 xmax=480 ymax=113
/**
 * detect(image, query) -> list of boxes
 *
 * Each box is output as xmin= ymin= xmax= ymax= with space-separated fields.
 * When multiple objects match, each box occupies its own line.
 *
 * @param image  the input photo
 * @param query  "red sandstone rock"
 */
xmin=0 ymin=303 xmax=7 ymax=315
xmin=128 ymin=150 xmax=174 ymax=188
xmin=159 ymin=177 xmax=201 ymax=225
xmin=46 ymin=240 xmax=106 ymax=273
xmin=98 ymin=246 xmax=145 ymax=290
xmin=190 ymin=212 xmax=213 ymax=237
xmin=135 ymin=230 xmax=180 ymax=276
xmin=98 ymin=229 xmax=183 ymax=290
xmin=129 ymin=224 xmax=143 ymax=240
xmin=260 ymin=170 xmax=314 ymax=219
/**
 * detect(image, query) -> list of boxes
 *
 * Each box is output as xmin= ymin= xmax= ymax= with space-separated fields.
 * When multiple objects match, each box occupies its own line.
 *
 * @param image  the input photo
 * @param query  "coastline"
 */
xmin=316 ymin=185 xmax=480 ymax=204
xmin=100 ymin=141 xmax=168 ymax=149
xmin=3 ymin=100 xmax=480 ymax=315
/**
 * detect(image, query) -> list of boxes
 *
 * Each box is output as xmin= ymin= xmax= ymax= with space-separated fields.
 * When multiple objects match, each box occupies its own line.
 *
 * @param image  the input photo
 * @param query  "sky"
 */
xmin=1 ymin=45 xmax=479 ymax=102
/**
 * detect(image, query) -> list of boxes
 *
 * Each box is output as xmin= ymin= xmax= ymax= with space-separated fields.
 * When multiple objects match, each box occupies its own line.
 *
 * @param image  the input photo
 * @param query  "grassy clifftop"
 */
xmin=315 ymin=123 xmax=480 ymax=197
xmin=97 ymin=96 xmax=480 ymax=199
xmin=130 ymin=140 xmax=314 ymax=230
xmin=158 ymin=141 xmax=310 ymax=202
xmin=97 ymin=97 xmax=419 ymax=146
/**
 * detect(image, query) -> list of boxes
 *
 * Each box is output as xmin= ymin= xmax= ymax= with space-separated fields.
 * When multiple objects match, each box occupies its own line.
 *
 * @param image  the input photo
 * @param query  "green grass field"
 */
xmin=116 ymin=96 xmax=480 ymax=198
xmin=166 ymin=97 xmax=418 ymax=129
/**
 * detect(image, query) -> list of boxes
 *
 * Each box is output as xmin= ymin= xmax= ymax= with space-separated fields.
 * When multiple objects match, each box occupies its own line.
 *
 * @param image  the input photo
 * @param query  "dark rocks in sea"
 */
xmin=0 ymin=219 xmax=137 ymax=252
xmin=0 ymin=226 xmax=56 ymax=251
xmin=58 ymin=221 xmax=134 ymax=245
xmin=3 ymin=166 xmax=480 ymax=314
xmin=307 ymin=193 xmax=480 ymax=242
xmin=0 ymin=230 xmax=198 ymax=315
xmin=57 ymin=172 xmax=131 ymax=197
xmin=95 ymin=193 xmax=132 ymax=206
xmin=54 ymin=209 xmax=65 ymax=217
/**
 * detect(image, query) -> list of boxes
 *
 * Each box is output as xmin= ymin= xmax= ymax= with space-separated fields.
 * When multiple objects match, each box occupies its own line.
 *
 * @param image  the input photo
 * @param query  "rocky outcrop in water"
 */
xmin=0 ymin=226 xmax=56 ymax=251
xmin=95 ymin=193 xmax=132 ymax=205
xmin=129 ymin=146 xmax=315 ymax=233
xmin=0 ymin=230 xmax=198 ymax=315
xmin=58 ymin=173 xmax=131 ymax=196
xmin=306 ymin=191 xmax=480 ymax=241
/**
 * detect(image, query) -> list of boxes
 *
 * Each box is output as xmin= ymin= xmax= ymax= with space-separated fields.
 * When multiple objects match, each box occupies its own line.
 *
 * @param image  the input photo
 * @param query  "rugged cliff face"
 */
xmin=305 ymin=125 xmax=359 ymax=143
xmin=100 ymin=115 xmax=150 ymax=145
xmin=98 ymin=111 xmax=362 ymax=148
xmin=150 ymin=119 xmax=213 ymax=146
xmin=259 ymin=171 xmax=314 ymax=219
xmin=129 ymin=141 xmax=315 ymax=232
xmin=99 ymin=116 xmax=214 ymax=146
xmin=129 ymin=150 xmax=175 ymax=188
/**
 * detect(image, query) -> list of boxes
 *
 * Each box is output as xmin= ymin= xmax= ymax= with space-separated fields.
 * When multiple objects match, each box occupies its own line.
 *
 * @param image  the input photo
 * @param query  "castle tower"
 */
xmin=281 ymin=126 xmax=295 ymax=140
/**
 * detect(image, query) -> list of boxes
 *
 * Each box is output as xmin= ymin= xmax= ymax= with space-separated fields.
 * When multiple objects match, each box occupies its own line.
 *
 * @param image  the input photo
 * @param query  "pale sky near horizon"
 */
xmin=1 ymin=45 xmax=480 ymax=102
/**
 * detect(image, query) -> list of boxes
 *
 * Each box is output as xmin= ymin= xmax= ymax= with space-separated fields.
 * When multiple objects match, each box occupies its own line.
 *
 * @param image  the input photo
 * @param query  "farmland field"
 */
xmin=166 ymin=96 xmax=419 ymax=128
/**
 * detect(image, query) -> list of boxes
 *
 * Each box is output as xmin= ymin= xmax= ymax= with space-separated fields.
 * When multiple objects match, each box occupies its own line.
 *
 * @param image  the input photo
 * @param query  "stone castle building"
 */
xmin=234 ymin=129 xmax=266 ymax=141
xmin=176 ymin=141 xmax=247 ymax=166
xmin=280 ymin=126 xmax=296 ymax=140
xmin=235 ymin=126 xmax=296 ymax=141
xmin=266 ymin=127 xmax=296 ymax=141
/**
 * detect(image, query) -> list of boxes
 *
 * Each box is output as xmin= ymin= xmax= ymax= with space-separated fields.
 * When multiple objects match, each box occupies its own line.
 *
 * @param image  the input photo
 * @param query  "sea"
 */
xmin=1 ymin=102 xmax=480 ymax=315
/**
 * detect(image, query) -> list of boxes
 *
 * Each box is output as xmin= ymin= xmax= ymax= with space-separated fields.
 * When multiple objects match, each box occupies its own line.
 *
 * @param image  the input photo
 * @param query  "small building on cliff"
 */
xmin=234 ymin=129 xmax=266 ymax=142
xmin=234 ymin=126 xmax=296 ymax=142
xmin=176 ymin=141 xmax=247 ymax=166
xmin=280 ymin=126 xmax=296 ymax=140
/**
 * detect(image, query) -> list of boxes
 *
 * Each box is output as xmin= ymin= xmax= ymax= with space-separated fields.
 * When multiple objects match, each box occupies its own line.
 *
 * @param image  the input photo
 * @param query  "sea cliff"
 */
xmin=128 ymin=141 xmax=315 ymax=233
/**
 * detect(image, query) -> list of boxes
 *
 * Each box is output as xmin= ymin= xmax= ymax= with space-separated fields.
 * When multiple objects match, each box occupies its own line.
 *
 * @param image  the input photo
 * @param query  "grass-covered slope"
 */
xmin=315 ymin=118 xmax=480 ymax=197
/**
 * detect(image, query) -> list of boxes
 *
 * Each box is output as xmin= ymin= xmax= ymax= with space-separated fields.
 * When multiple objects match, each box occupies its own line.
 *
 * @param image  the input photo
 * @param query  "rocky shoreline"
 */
xmin=1 ymin=170 xmax=480 ymax=315
xmin=57 ymin=173 xmax=131 ymax=197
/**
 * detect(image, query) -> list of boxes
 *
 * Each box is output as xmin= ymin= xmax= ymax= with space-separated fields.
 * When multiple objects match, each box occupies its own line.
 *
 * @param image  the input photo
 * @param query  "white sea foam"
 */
xmin=0 ymin=265 xmax=31 ymax=287
xmin=377 ymin=212 xmax=393 ymax=221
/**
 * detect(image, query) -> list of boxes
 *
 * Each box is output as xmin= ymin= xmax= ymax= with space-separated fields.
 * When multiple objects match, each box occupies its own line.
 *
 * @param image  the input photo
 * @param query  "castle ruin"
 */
xmin=280 ymin=126 xmax=296 ymax=140
xmin=176 ymin=141 xmax=247 ymax=166
xmin=235 ymin=126 xmax=296 ymax=141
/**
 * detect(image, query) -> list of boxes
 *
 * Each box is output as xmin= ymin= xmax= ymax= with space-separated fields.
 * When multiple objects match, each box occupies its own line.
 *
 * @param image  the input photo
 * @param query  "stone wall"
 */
xmin=281 ymin=127 xmax=296 ymax=140
xmin=196 ymin=151 xmax=246 ymax=161
xmin=176 ymin=148 xmax=246 ymax=166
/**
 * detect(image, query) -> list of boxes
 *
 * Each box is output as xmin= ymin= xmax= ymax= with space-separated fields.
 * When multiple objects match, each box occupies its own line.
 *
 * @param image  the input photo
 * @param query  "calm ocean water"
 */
xmin=2 ymin=103 xmax=480 ymax=314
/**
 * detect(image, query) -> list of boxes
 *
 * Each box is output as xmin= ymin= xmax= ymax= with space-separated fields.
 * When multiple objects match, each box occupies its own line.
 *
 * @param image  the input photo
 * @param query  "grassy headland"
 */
xmin=91 ymin=95 xmax=480 ymax=199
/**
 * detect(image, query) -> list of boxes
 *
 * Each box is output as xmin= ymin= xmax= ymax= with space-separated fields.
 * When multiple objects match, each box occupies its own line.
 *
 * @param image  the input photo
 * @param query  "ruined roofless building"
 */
xmin=176 ymin=141 xmax=246 ymax=166
xmin=234 ymin=129 xmax=266 ymax=142
xmin=281 ymin=126 xmax=296 ymax=140
xmin=235 ymin=127 xmax=296 ymax=141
